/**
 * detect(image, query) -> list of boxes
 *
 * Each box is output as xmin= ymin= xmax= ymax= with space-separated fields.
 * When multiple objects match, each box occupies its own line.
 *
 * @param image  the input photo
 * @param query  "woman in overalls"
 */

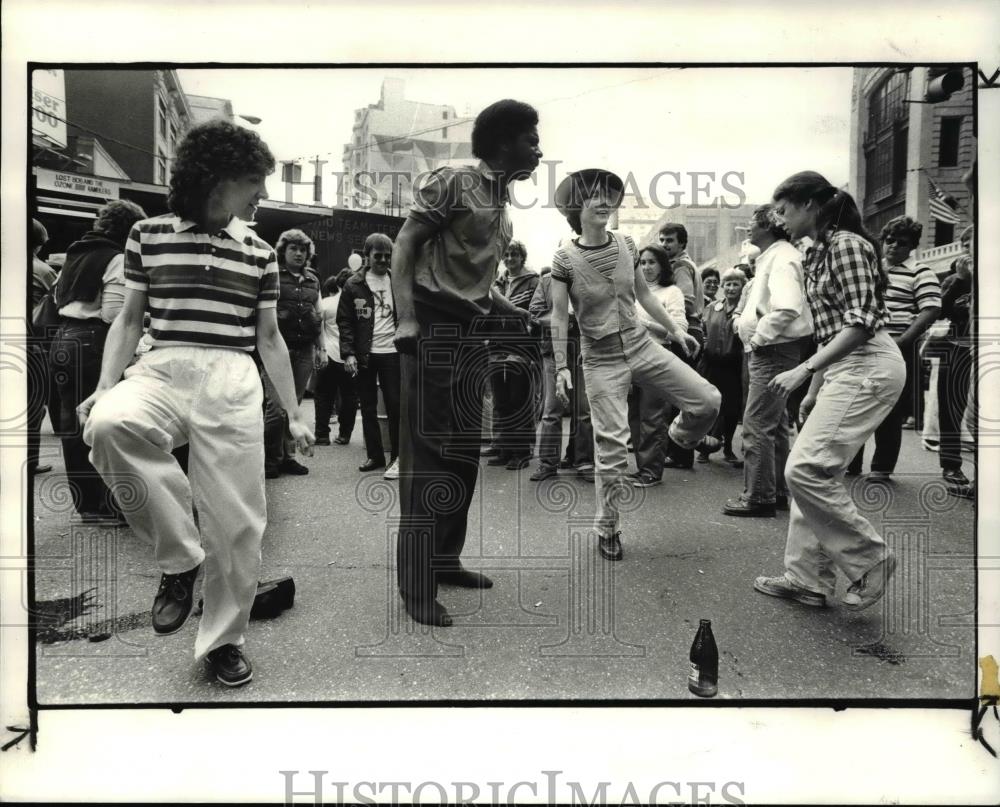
xmin=549 ymin=169 xmax=721 ymax=561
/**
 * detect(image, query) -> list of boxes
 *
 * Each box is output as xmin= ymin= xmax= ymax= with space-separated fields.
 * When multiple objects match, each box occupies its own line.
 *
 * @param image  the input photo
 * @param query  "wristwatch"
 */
xmin=804 ymin=358 xmax=818 ymax=374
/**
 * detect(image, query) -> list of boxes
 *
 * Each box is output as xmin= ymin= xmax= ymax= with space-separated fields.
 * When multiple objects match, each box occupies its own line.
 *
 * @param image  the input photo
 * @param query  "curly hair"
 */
xmin=31 ymin=218 xmax=48 ymax=250
xmin=167 ymin=121 xmax=275 ymax=221
xmin=472 ymin=99 xmax=539 ymax=161
xmin=94 ymin=199 xmax=147 ymax=246
xmin=751 ymin=203 xmax=790 ymax=242
xmin=880 ymin=215 xmax=922 ymax=250
xmin=275 ymin=228 xmax=316 ymax=267
xmin=504 ymin=239 xmax=527 ymax=263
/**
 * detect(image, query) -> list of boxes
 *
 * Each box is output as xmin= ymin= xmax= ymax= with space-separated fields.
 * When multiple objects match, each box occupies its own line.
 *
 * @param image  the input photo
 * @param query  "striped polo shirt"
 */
xmin=883 ymin=256 xmax=942 ymax=335
xmin=124 ymin=214 xmax=279 ymax=352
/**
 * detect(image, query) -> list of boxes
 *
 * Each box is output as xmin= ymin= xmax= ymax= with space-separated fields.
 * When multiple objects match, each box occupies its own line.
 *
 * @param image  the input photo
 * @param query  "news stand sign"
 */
xmin=33 ymin=68 xmax=67 ymax=149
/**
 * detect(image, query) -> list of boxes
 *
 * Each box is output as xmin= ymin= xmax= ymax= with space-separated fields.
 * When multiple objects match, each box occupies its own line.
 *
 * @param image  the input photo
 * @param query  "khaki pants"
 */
xmin=85 ymin=346 xmax=266 ymax=660
xmin=583 ymin=331 xmax=721 ymax=537
xmin=783 ymin=330 xmax=906 ymax=595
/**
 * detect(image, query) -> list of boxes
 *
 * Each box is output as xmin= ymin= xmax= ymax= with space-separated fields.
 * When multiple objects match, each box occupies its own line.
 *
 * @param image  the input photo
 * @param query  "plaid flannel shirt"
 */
xmin=803 ymin=230 xmax=887 ymax=346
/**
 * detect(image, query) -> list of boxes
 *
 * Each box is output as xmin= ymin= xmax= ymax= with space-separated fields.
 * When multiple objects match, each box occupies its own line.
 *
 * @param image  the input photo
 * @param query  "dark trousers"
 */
xmin=934 ymin=340 xmax=972 ymax=471
xmin=702 ymin=358 xmax=743 ymax=454
xmin=848 ymin=339 xmax=915 ymax=474
xmin=27 ymin=341 xmax=60 ymax=470
xmin=49 ymin=319 xmax=117 ymax=514
xmin=397 ymin=320 xmax=487 ymax=606
xmin=741 ymin=341 xmax=800 ymax=503
xmin=661 ymin=344 xmax=698 ymax=465
xmin=490 ymin=358 xmax=537 ymax=459
xmin=313 ymin=359 xmax=357 ymax=439
xmin=357 ymin=351 xmax=401 ymax=463
xmin=263 ymin=344 xmax=314 ymax=470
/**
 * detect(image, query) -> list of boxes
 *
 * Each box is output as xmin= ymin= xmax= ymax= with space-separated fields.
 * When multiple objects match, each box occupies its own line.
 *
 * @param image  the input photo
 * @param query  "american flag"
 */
xmin=927 ymin=175 xmax=960 ymax=224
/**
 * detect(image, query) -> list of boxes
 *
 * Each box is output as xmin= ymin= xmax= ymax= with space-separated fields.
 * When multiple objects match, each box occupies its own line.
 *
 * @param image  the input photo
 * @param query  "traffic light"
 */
xmin=925 ymin=69 xmax=964 ymax=103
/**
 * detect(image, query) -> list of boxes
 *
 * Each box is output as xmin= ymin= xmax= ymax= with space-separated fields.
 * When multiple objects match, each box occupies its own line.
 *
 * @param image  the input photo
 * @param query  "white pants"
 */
xmin=84 ymin=346 xmax=266 ymax=660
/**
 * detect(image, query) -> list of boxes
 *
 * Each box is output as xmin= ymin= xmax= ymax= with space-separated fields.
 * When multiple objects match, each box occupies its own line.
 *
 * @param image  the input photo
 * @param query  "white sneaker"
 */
xmin=383 ymin=459 xmax=399 ymax=480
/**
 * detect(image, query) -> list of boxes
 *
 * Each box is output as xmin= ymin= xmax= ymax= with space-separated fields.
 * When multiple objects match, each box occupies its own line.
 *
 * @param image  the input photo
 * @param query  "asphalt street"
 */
xmin=30 ymin=403 xmax=977 ymax=703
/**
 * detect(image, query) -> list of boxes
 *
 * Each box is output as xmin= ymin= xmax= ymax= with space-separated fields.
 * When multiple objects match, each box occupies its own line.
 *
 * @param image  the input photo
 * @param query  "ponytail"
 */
xmin=774 ymin=171 xmax=886 ymax=301
xmin=816 ymin=188 xmax=886 ymax=299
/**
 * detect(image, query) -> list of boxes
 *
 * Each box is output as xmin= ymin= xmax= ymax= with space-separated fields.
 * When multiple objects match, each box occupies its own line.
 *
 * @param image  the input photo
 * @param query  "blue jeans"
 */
xmin=741 ymin=341 xmax=801 ymax=504
xmin=783 ymin=330 xmax=905 ymax=595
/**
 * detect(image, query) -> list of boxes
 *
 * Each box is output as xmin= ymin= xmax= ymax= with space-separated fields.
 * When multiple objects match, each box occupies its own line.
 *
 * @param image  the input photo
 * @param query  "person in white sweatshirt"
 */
xmin=724 ymin=204 xmax=813 ymax=517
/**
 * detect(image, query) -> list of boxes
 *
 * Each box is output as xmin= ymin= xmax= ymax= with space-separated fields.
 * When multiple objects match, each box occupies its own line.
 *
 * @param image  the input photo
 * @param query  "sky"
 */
xmin=177 ymin=66 xmax=853 ymax=264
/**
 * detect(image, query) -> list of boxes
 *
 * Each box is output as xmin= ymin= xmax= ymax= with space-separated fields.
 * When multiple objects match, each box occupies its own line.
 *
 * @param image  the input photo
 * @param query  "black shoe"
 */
xmin=438 ymin=568 xmax=494 ymax=588
xmin=29 ymin=463 xmax=53 ymax=475
xmin=942 ymin=468 xmax=970 ymax=487
xmin=265 ymin=466 xmax=281 ymax=479
xmin=206 ymin=643 xmax=253 ymax=686
xmin=663 ymin=456 xmax=693 ymax=470
xmin=280 ymin=458 xmax=309 ymax=476
xmin=358 ymin=458 xmax=385 ymax=472
xmin=334 ymin=434 xmax=350 ymax=445
xmin=152 ymin=565 xmax=200 ymax=635
xmin=505 ymin=455 xmax=531 ymax=470
xmin=530 ymin=464 xmax=559 ymax=481
xmin=723 ymin=498 xmax=775 ymax=517
xmin=486 ymin=454 xmax=510 ymax=466
xmin=559 ymin=457 xmax=575 ymax=469
xmin=775 ymin=494 xmax=789 ymax=511
xmin=632 ymin=471 xmax=662 ymax=488
xmin=403 ymin=598 xmax=453 ymax=627
xmin=480 ymin=445 xmax=501 ymax=458
xmin=696 ymin=435 xmax=723 ymax=455
xmin=314 ymin=435 xmax=331 ymax=446
xmin=599 ymin=531 xmax=623 ymax=561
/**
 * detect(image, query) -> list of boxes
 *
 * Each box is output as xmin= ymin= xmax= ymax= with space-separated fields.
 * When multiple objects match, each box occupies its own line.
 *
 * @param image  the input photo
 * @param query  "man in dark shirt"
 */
xmin=933 ymin=224 xmax=974 ymax=496
xmin=390 ymin=99 xmax=542 ymax=627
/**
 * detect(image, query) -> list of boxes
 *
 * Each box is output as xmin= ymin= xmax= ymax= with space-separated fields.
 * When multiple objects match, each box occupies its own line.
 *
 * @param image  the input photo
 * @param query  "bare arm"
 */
xmin=76 ymin=286 xmax=146 ymax=424
xmin=550 ymin=278 xmax=573 ymax=408
xmin=257 ymin=306 xmax=314 ymax=453
xmin=895 ymin=307 xmax=940 ymax=350
xmin=390 ymin=217 xmax=438 ymax=354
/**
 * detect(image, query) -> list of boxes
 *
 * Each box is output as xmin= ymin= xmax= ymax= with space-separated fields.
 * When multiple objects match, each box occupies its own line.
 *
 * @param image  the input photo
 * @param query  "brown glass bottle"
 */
xmin=688 ymin=619 xmax=719 ymax=697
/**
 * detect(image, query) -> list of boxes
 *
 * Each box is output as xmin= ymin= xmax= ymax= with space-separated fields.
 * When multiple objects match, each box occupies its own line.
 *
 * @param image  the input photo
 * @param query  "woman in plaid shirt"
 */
xmin=753 ymin=171 xmax=905 ymax=612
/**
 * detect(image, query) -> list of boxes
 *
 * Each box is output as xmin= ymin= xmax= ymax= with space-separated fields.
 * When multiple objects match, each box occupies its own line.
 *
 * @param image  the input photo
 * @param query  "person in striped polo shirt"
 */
xmin=78 ymin=121 xmax=314 ymax=687
xmin=846 ymin=215 xmax=941 ymax=477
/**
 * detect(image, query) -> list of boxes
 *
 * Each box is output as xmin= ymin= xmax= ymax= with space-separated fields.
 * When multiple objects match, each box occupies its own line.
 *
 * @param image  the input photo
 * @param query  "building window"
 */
xmin=864 ymin=71 xmax=910 ymax=204
xmin=158 ymin=96 xmax=168 ymax=142
xmin=934 ymin=221 xmax=954 ymax=247
xmin=939 ymin=116 xmax=962 ymax=168
xmin=156 ymin=149 xmax=167 ymax=185
xmin=442 ymin=110 xmax=448 ymax=120
xmin=441 ymin=127 xmax=447 ymax=139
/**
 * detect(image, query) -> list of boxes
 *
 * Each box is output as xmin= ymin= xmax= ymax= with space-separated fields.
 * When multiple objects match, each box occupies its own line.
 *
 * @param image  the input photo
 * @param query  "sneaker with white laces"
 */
xmin=753 ymin=573 xmax=827 ymax=608
xmin=842 ymin=552 xmax=897 ymax=610
xmin=383 ymin=458 xmax=400 ymax=480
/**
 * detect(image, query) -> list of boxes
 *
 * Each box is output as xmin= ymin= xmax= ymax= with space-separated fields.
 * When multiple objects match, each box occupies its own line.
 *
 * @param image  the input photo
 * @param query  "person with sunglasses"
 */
xmin=845 ymin=216 xmax=940 ymax=478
